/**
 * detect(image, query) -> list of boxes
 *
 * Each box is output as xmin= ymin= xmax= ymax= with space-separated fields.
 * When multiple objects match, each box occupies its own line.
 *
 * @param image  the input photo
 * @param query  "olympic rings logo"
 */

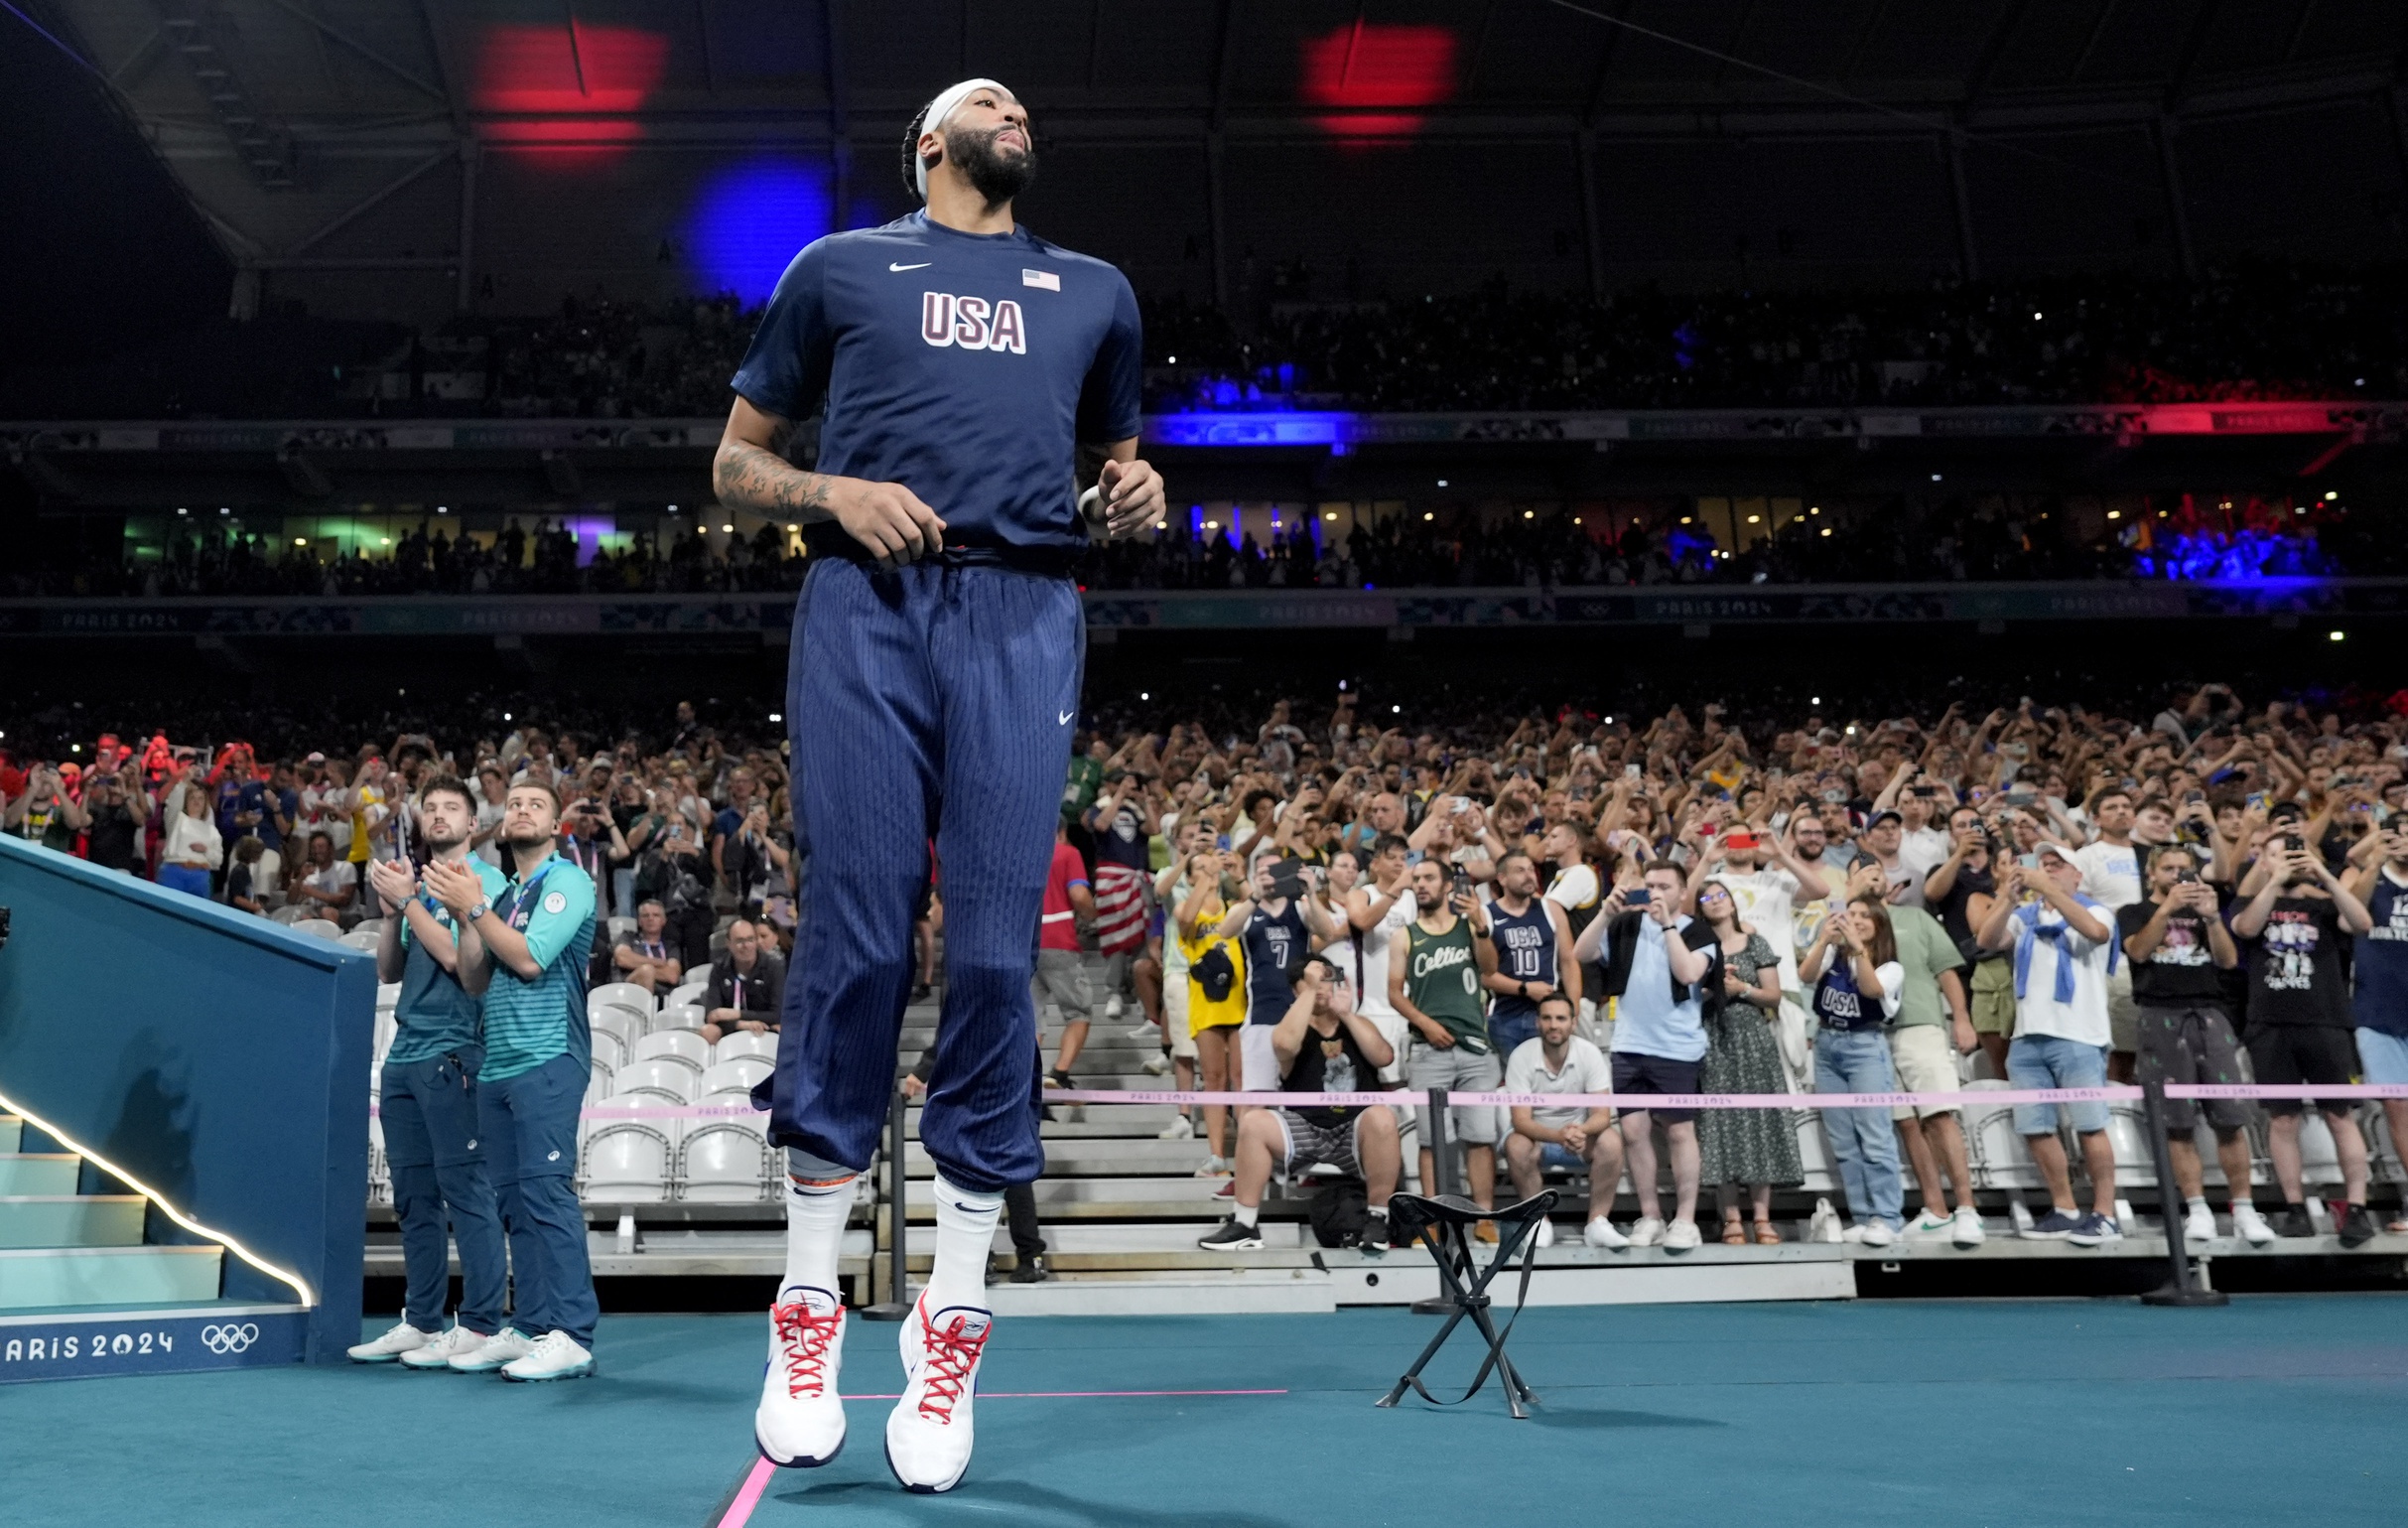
xmin=201 ymin=1323 xmax=260 ymax=1354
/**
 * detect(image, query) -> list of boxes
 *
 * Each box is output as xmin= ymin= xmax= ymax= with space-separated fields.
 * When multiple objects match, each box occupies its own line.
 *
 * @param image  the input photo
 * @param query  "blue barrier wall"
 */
xmin=0 ymin=836 xmax=372 ymax=1363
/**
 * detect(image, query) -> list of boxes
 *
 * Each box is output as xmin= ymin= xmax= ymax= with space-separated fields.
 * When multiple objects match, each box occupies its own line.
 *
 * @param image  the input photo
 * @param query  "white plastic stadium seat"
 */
xmin=680 ymin=1119 xmax=775 ymax=1202
xmin=657 ymin=1002 xmax=709 ymax=1034
xmin=714 ymin=1030 xmax=777 ymax=1064
xmin=587 ymin=1061 xmax=613 ymax=1105
xmin=1790 ymin=1110 xmax=1836 ymax=1195
xmin=290 ymin=918 xmax=343 ymax=942
xmin=631 ymin=1030 xmax=710 ymax=1074
xmin=352 ymin=917 xmax=385 ymax=939
xmin=699 ymin=1058 xmax=770 ymax=1098
xmin=581 ymin=1125 xmax=673 ymax=1204
xmin=2365 ymin=1107 xmax=2406 ymax=1185
xmin=666 ymin=981 xmax=709 ymax=1012
xmin=605 ymin=915 xmax=637 ymax=944
xmin=2294 ymin=1111 xmax=2344 ymax=1187
xmin=590 ymin=981 xmax=657 ymax=1019
xmin=608 ymin=1061 xmax=695 ymax=1105
xmin=588 ymin=1007 xmax=640 ymax=1053
xmin=2105 ymin=1107 xmax=2161 ymax=1188
xmin=375 ymin=982 xmax=403 ymax=1010
xmin=1963 ymin=1085 xmax=2047 ymax=1191
xmin=339 ymin=929 xmax=380 ymax=953
xmin=590 ymin=1030 xmax=625 ymax=1073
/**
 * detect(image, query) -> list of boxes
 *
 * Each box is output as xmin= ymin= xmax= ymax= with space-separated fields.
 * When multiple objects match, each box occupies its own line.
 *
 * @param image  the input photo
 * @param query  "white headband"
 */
xmin=913 ymin=77 xmax=1012 ymax=199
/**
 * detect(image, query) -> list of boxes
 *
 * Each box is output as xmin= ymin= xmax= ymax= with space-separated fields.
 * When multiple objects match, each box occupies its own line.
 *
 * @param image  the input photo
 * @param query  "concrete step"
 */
xmin=900 ymin=1177 xmax=1243 ymax=1221
xmin=0 ymin=1244 xmax=223 ymax=1311
xmin=904 ymin=1140 xmax=1210 ymax=1179
xmin=0 ymin=1156 xmax=79 ymax=1196
xmin=0 ymin=1196 xmax=147 ymax=1250
xmin=978 ymin=1270 xmax=1336 ymax=1317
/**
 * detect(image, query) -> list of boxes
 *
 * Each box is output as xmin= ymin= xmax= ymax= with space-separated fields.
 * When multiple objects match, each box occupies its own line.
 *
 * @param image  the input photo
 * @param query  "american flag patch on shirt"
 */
xmin=1022 ymin=268 xmax=1060 ymax=291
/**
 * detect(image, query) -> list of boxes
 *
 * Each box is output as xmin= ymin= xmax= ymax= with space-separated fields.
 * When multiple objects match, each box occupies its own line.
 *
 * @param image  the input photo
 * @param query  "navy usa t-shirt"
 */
xmin=730 ymin=210 xmax=1144 ymax=553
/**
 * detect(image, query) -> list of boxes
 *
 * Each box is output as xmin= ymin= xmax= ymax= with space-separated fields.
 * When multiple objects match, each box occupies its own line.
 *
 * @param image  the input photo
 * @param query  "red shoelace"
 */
xmin=772 ymin=1302 xmax=842 ymax=1397
xmin=914 ymin=1311 xmax=990 ymax=1424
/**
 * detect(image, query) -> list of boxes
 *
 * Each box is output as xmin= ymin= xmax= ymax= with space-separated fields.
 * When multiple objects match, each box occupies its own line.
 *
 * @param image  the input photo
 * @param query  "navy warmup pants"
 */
xmin=774 ymin=555 xmax=1082 ymax=1195
xmin=478 ymin=1053 xmax=598 ymax=1346
xmin=380 ymin=1046 xmax=506 ymax=1335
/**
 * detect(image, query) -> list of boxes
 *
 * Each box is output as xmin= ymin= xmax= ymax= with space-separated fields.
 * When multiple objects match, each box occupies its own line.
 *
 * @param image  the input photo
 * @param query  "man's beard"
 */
xmin=423 ymin=825 xmax=468 ymax=854
xmin=505 ymin=827 xmax=554 ymax=851
xmin=945 ymin=121 xmax=1036 ymax=206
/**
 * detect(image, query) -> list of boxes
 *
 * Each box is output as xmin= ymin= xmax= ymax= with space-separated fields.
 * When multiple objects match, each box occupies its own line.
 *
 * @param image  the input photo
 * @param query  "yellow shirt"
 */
xmin=348 ymin=785 xmax=383 ymax=865
xmin=1175 ymin=902 xmax=1249 ymax=1037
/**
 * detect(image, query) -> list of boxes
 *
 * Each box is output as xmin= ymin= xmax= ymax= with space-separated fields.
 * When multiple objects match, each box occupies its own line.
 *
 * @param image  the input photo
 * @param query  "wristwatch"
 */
xmin=466 ymin=900 xmax=491 ymax=922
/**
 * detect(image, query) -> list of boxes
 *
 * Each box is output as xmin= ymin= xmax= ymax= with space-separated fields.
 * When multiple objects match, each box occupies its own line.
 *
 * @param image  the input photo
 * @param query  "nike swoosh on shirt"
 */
xmin=1058 ymin=710 xmax=1075 ymax=725
xmin=889 ymin=261 xmax=932 ymax=271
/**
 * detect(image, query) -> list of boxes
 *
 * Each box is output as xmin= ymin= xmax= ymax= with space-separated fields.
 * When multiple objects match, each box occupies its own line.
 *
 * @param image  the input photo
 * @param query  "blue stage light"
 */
xmin=689 ymin=158 xmax=833 ymax=303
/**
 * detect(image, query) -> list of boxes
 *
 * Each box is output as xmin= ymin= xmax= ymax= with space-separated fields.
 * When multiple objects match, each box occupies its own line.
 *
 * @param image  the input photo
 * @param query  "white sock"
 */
xmin=2187 ymin=1196 xmax=2210 ymax=1212
xmin=1234 ymin=1202 xmax=1260 ymax=1229
xmin=926 ymin=1174 xmax=1003 ymax=1314
xmin=782 ymin=1173 xmax=856 ymax=1308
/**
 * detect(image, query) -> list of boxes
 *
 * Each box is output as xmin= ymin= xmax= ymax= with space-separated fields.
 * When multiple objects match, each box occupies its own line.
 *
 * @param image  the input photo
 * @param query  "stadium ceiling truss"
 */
xmin=36 ymin=0 xmax=2408 ymax=301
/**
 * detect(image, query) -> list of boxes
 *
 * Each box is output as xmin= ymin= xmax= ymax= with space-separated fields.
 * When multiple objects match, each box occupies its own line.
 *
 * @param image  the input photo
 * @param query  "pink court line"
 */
xmin=712 ymin=1458 xmax=776 ymax=1528
xmin=838 ymin=1378 xmax=1290 ymax=1388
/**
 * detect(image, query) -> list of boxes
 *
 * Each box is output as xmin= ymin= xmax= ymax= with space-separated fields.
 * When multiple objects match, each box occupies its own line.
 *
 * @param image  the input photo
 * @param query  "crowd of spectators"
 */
xmin=1068 ymin=681 xmax=2408 ymax=1252
xmin=1146 ymin=262 xmax=2408 ymax=413
xmin=9 ymin=262 xmax=2403 ymax=423
xmin=10 ymin=674 xmax=2407 ymax=1247
xmin=7 ymin=489 xmax=2368 ymax=601
xmin=0 ymin=701 xmax=797 ymax=995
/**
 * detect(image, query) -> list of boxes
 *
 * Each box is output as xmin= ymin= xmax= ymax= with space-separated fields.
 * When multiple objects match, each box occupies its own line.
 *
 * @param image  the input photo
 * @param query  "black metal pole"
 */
xmin=859 ymin=1082 xmax=912 ymax=1320
xmin=2138 ymin=1076 xmax=2227 ymax=1308
xmin=1412 ymin=1084 xmax=1460 ymax=1315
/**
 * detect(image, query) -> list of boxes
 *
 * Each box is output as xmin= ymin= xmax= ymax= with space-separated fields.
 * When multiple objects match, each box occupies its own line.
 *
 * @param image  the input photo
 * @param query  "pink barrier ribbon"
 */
xmin=1048 ymin=1086 xmax=2143 ymax=1109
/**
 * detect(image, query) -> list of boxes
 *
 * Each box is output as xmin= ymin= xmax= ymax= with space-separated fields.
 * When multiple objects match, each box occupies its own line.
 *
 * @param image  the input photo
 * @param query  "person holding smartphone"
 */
xmin=1390 ymin=858 xmax=1502 ymax=1238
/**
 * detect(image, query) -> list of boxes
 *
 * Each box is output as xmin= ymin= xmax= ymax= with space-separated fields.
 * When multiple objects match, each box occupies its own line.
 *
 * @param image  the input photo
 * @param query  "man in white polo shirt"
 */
xmin=1501 ymin=994 xmax=1625 ymax=1249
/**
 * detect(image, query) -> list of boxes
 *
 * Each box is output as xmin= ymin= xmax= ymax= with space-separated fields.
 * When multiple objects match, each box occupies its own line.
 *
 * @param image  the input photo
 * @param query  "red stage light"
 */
xmin=474 ymin=22 xmax=667 ymax=167
xmin=1299 ymin=21 xmax=1457 ymax=144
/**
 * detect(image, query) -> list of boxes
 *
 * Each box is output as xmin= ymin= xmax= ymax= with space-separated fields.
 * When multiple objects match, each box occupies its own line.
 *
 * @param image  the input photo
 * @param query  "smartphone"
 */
xmin=1625 ymin=764 xmax=1643 ymax=779
xmin=1625 ymin=887 xmax=1652 ymax=907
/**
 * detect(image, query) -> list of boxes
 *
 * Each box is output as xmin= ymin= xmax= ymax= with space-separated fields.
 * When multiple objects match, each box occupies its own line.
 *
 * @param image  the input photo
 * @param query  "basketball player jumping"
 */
xmin=713 ymin=79 xmax=1160 ymax=1493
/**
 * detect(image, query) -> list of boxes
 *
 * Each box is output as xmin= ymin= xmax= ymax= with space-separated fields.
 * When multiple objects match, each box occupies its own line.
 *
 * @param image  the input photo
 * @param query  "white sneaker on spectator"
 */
xmin=1583 ymin=1216 xmax=1629 ymax=1250
xmin=500 ymin=1329 xmax=595 ymax=1382
xmin=1532 ymin=1217 xmax=1555 ymax=1248
xmin=756 ymin=1286 xmax=847 ymax=1468
xmin=1843 ymin=1221 xmax=1896 ymax=1248
xmin=347 ymin=1320 xmax=437 ymax=1364
xmin=1902 ymin=1209 xmax=1953 ymax=1238
xmin=1949 ymin=1206 xmax=1986 ymax=1248
xmin=447 ymin=1325 xmax=533 ymax=1373
xmin=2232 ymin=1202 xmax=2277 ymax=1246
xmin=1103 ymin=996 xmax=1125 ymax=1022
xmin=1141 ymin=1053 xmax=1171 ymax=1075
xmin=1806 ymin=1198 xmax=1841 ymax=1244
xmin=1662 ymin=1218 xmax=1701 ymax=1252
xmin=1626 ymin=1216 xmax=1666 ymax=1248
xmin=1156 ymin=1115 xmax=1194 ymax=1140
xmin=398 ymin=1324 xmax=490 ymax=1370
xmin=2182 ymin=1203 xmax=2217 ymax=1244
xmin=1194 ymin=1156 xmax=1230 ymax=1179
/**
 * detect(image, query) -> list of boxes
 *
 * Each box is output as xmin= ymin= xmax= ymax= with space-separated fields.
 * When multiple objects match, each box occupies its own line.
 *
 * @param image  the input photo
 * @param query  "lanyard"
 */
xmin=499 ymin=860 xmax=559 ymax=932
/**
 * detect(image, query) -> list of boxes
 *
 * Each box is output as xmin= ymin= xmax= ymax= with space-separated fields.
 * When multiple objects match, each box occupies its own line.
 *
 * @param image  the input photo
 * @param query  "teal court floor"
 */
xmin=6 ymin=1296 xmax=2405 ymax=1527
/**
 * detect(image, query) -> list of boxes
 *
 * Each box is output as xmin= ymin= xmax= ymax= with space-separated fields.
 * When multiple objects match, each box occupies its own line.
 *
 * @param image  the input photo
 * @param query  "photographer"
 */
xmin=1216 ymin=855 xmax=1344 ymax=1093
xmin=1199 ymin=957 xmax=1402 ymax=1254
xmin=2230 ymin=827 xmax=2377 ymax=1243
xmin=720 ymin=798 xmax=791 ymax=920
xmin=630 ymin=810 xmax=715 ymax=969
xmin=1976 ymin=848 xmax=2121 ymax=1246
xmin=5 ymin=762 xmax=87 ymax=855
xmin=1570 ymin=860 xmax=1719 ymax=1252
xmin=154 ymin=786 xmax=220 ymax=900
xmin=79 ymin=762 xmax=149 ymax=876
xmin=1927 ymin=806 xmax=2010 ymax=1078
xmin=557 ymin=788 xmax=629 ymax=909
xmin=2117 ymin=844 xmax=2272 ymax=1246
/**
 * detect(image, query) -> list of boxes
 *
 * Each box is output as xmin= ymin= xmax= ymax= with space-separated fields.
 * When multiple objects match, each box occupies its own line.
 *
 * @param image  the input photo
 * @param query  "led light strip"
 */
xmin=0 ymin=1085 xmax=316 ymax=1308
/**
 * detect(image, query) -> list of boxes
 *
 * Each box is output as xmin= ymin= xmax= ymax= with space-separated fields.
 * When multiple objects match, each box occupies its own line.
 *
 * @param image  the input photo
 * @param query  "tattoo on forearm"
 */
xmin=714 ymin=441 xmax=834 ymax=519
